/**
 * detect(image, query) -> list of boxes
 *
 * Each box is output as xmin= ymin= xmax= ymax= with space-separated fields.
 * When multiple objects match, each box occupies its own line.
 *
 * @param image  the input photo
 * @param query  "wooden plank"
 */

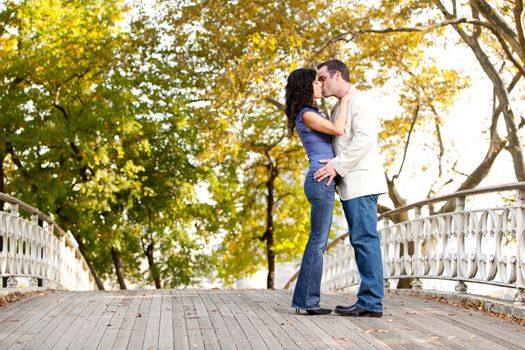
xmin=0 ymin=292 xmax=57 ymax=342
xmin=180 ymin=290 xmax=205 ymax=350
xmin=382 ymin=294 xmax=502 ymax=350
xmin=303 ymin=292 xmax=394 ymax=350
xmin=8 ymin=292 xmax=81 ymax=350
xmin=254 ymin=289 xmax=326 ymax=350
xmin=192 ymin=291 xmax=221 ymax=350
xmin=158 ymin=290 xmax=174 ymax=350
xmin=50 ymin=293 xmax=106 ymax=350
xmin=0 ymin=292 xmax=77 ymax=348
xmin=236 ymin=291 xmax=284 ymax=349
xmin=247 ymin=290 xmax=310 ymax=350
xmin=198 ymin=290 xmax=237 ymax=350
xmin=126 ymin=291 xmax=153 ymax=350
xmin=208 ymin=291 xmax=253 ymax=350
xmin=0 ymin=291 xmax=68 ymax=335
xmin=111 ymin=291 xmax=145 ymax=350
xmin=95 ymin=292 xmax=134 ymax=350
xmin=324 ymin=292 xmax=421 ymax=350
xmin=218 ymin=291 xmax=272 ymax=350
xmin=81 ymin=292 xmax=129 ymax=350
xmin=1 ymin=289 xmax=524 ymax=350
xmin=0 ymin=293 xmax=49 ymax=324
xmin=326 ymin=292 xmax=512 ymax=350
xmin=353 ymin=314 xmax=443 ymax=350
xmin=396 ymin=294 xmax=523 ymax=349
xmin=327 ymin=292 xmax=456 ymax=350
xmin=172 ymin=289 xmax=189 ymax=350
xmin=258 ymin=289 xmax=344 ymax=350
xmin=143 ymin=291 xmax=162 ymax=350
xmin=66 ymin=292 xmax=117 ymax=349
xmin=20 ymin=291 xmax=95 ymax=350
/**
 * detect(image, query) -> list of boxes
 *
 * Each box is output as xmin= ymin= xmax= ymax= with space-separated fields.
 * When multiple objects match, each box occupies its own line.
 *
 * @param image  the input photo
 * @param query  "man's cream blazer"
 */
xmin=330 ymin=86 xmax=388 ymax=201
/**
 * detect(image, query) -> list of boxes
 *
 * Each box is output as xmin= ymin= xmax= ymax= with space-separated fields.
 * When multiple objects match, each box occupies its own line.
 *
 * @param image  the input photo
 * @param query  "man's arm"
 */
xmin=331 ymin=93 xmax=376 ymax=177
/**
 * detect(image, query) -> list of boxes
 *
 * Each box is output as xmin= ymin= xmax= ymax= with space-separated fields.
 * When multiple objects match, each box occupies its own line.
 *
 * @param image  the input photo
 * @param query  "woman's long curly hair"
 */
xmin=285 ymin=68 xmax=318 ymax=136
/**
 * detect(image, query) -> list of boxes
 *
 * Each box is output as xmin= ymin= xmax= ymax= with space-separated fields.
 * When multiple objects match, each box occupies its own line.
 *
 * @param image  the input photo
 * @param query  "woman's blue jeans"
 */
xmin=342 ymin=194 xmax=384 ymax=312
xmin=292 ymin=170 xmax=335 ymax=310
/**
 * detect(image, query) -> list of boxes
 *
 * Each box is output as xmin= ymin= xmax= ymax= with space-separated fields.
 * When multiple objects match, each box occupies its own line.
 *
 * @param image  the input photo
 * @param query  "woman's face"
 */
xmin=312 ymin=78 xmax=323 ymax=99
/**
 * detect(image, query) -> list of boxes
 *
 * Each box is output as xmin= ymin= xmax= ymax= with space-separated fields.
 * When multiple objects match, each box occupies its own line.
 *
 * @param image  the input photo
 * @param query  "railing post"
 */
xmin=412 ymin=206 xmax=422 ymax=290
xmin=383 ymin=217 xmax=391 ymax=289
xmin=454 ymin=196 xmax=466 ymax=293
xmin=9 ymin=203 xmax=19 ymax=217
xmin=6 ymin=276 xmax=18 ymax=288
xmin=455 ymin=196 xmax=465 ymax=211
xmin=455 ymin=280 xmax=468 ymax=293
xmin=515 ymin=189 xmax=525 ymax=305
xmin=514 ymin=288 xmax=525 ymax=305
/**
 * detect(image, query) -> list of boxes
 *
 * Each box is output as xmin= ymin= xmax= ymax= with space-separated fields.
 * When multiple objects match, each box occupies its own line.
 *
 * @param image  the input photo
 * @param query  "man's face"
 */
xmin=317 ymin=66 xmax=337 ymax=97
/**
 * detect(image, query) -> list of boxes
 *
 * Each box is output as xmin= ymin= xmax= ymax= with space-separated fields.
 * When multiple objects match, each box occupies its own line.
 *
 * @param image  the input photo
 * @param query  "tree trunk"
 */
xmin=145 ymin=241 xmax=162 ymax=289
xmin=266 ymin=230 xmax=275 ymax=290
xmin=265 ymin=172 xmax=276 ymax=290
xmin=76 ymin=237 xmax=105 ymax=290
xmin=0 ymin=152 xmax=5 ymax=211
xmin=385 ymin=175 xmax=409 ymax=223
xmin=0 ymin=153 xmax=3 ymax=252
xmin=111 ymin=246 xmax=127 ymax=290
xmin=0 ymin=152 xmax=4 ymax=194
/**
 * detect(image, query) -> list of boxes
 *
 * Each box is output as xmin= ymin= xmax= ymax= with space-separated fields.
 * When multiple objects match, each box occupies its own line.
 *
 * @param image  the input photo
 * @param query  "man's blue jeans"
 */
xmin=292 ymin=170 xmax=335 ymax=310
xmin=342 ymin=194 xmax=384 ymax=312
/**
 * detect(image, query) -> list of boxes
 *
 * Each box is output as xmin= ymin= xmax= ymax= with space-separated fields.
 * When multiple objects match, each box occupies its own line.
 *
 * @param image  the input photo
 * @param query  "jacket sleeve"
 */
xmin=331 ymin=93 xmax=377 ymax=177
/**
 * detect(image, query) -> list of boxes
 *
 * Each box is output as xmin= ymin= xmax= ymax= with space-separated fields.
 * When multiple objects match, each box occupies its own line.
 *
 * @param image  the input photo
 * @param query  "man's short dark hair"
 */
xmin=317 ymin=59 xmax=350 ymax=82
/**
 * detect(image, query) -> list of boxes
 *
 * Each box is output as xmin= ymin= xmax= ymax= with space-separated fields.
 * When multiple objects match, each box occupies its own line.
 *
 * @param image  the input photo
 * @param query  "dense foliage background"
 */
xmin=1 ymin=0 xmax=524 ymax=289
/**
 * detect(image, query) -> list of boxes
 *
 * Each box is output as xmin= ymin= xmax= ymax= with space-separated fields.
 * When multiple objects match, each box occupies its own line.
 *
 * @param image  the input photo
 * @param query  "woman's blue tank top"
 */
xmin=295 ymin=107 xmax=335 ymax=171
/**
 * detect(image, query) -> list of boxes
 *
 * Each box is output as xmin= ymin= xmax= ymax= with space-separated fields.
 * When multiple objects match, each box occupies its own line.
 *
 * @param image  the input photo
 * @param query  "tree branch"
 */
xmin=470 ymin=0 xmax=521 ymax=57
xmin=265 ymin=97 xmax=285 ymax=111
xmin=274 ymin=192 xmax=293 ymax=205
xmin=393 ymin=96 xmax=420 ymax=180
xmin=514 ymin=0 xmax=525 ymax=61
xmin=315 ymin=11 xmax=524 ymax=76
xmin=315 ymin=18 xmax=470 ymax=56
xmin=5 ymin=143 xmax=29 ymax=178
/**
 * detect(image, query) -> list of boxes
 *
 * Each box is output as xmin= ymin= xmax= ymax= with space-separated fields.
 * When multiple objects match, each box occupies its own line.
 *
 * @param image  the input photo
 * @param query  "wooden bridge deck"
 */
xmin=0 ymin=289 xmax=523 ymax=349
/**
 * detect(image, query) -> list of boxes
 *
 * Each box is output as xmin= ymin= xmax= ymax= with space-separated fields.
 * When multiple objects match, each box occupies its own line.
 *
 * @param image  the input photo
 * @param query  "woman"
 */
xmin=285 ymin=68 xmax=351 ymax=315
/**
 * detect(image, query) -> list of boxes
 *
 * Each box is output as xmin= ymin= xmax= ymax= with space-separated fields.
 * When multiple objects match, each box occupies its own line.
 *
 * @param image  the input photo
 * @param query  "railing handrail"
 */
xmin=379 ymin=182 xmax=525 ymax=219
xmin=0 ymin=192 xmax=76 ymax=247
xmin=325 ymin=182 xmax=525 ymax=251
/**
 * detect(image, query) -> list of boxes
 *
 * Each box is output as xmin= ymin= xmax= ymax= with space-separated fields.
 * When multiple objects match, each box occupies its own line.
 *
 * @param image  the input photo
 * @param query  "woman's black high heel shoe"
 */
xmin=295 ymin=308 xmax=332 ymax=315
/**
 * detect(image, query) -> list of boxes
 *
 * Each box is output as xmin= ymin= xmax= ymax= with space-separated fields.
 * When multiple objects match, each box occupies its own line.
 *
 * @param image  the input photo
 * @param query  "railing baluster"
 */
xmin=0 ymin=193 xmax=95 ymax=291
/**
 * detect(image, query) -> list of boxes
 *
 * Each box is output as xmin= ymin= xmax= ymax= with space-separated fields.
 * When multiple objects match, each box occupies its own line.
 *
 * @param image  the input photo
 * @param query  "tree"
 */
xmin=0 ymin=0 xmax=216 ymax=288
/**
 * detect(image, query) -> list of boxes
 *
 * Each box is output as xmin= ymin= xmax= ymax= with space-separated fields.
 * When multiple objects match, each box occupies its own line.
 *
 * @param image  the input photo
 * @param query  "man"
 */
xmin=314 ymin=59 xmax=388 ymax=317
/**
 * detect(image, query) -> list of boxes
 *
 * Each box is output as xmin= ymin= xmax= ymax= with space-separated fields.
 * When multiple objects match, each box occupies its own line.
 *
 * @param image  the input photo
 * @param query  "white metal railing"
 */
xmin=286 ymin=183 xmax=525 ymax=304
xmin=0 ymin=193 xmax=96 ymax=291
